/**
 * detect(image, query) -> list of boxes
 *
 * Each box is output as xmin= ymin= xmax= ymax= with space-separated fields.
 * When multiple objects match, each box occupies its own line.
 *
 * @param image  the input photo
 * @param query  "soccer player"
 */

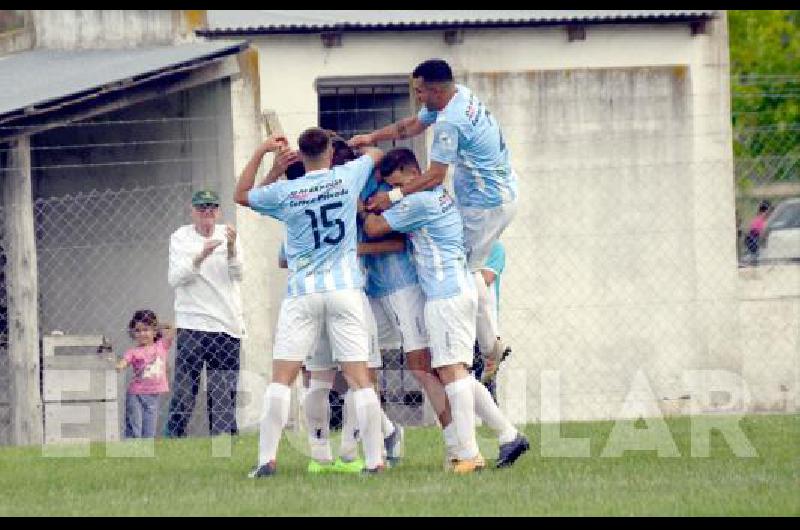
xmin=296 ymin=137 xmax=402 ymax=473
xmin=359 ymin=164 xmax=459 ymax=463
xmin=235 ymin=129 xmax=386 ymax=477
xmin=350 ymin=59 xmax=517 ymax=385
xmin=364 ymin=148 xmax=529 ymax=470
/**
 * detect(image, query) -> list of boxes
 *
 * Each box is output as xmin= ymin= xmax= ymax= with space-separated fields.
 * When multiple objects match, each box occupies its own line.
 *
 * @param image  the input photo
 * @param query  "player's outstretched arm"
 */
xmin=349 ymin=116 xmax=428 ymax=147
xmin=400 ymin=161 xmax=448 ymax=195
xmin=234 ymin=135 xmax=288 ymax=207
xmin=367 ymin=161 xmax=448 ymax=212
xmin=363 ymin=213 xmax=394 ymax=239
xmin=358 ymin=233 xmax=406 ymax=256
xmin=359 ymin=146 xmax=385 ymax=167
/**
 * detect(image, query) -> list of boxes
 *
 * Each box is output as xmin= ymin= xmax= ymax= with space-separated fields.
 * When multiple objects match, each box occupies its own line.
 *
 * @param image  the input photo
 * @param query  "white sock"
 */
xmin=444 ymin=377 xmax=479 ymax=460
xmin=305 ymin=379 xmax=333 ymax=462
xmin=257 ymin=383 xmax=291 ymax=466
xmin=472 ymin=377 xmax=517 ymax=444
xmin=381 ymin=409 xmax=395 ymax=438
xmin=474 ymin=271 xmax=499 ymax=355
xmin=339 ymin=389 xmax=360 ymax=462
xmin=353 ymin=387 xmax=384 ymax=470
xmin=443 ymin=422 xmax=458 ymax=455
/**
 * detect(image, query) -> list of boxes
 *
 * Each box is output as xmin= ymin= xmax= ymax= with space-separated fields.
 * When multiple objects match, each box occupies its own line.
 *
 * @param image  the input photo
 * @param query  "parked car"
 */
xmin=761 ymin=197 xmax=800 ymax=262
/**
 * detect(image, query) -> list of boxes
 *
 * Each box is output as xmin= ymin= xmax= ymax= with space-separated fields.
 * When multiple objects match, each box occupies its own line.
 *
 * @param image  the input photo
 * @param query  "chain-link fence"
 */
xmin=0 ymin=73 xmax=798 ymax=448
xmin=732 ymin=75 xmax=800 ymax=263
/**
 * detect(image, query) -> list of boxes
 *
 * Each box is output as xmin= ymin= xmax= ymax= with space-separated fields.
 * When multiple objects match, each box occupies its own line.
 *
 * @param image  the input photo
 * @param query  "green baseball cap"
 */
xmin=191 ymin=190 xmax=220 ymax=206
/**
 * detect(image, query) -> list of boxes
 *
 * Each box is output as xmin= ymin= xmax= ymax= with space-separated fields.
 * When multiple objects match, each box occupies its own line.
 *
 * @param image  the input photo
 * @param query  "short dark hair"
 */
xmin=128 ymin=309 xmax=162 ymax=340
xmin=379 ymin=148 xmax=421 ymax=179
xmin=285 ymin=160 xmax=306 ymax=180
xmin=758 ymin=200 xmax=771 ymax=213
xmin=331 ymin=136 xmax=357 ymax=167
xmin=412 ymin=59 xmax=454 ymax=83
xmin=298 ymin=127 xmax=331 ymax=158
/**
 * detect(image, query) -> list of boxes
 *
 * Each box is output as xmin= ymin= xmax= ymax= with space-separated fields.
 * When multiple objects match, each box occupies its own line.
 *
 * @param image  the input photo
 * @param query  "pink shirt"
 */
xmin=749 ymin=214 xmax=767 ymax=236
xmin=123 ymin=337 xmax=172 ymax=395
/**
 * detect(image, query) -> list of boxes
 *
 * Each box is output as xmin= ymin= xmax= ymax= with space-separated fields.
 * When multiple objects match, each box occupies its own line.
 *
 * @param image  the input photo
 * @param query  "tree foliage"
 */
xmin=729 ymin=10 xmax=800 ymax=183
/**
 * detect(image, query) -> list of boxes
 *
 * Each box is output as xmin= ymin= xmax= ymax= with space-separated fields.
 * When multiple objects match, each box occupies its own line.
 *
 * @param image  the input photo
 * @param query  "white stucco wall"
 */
xmin=31 ymin=10 xmax=204 ymax=49
xmin=219 ymin=15 xmax=780 ymax=424
xmin=738 ymin=264 xmax=800 ymax=414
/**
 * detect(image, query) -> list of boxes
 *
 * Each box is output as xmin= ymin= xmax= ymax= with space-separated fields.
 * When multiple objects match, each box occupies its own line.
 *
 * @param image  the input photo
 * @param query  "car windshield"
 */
xmin=768 ymin=201 xmax=800 ymax=230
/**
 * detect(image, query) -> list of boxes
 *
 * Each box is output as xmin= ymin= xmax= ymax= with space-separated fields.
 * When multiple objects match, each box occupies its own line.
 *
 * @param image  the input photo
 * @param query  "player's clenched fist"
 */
xmin=259 ymin=135 xmax=289 ymax=154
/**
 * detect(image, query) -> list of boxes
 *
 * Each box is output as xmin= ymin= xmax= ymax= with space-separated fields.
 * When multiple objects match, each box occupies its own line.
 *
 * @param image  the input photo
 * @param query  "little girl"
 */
xmin=116 ymin=309 xmax=174 ymax=438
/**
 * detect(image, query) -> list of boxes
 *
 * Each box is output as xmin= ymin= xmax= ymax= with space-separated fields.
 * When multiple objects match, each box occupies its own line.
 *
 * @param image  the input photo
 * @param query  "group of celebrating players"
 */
xmin=234 ymin=59 xmax=529 ymax=477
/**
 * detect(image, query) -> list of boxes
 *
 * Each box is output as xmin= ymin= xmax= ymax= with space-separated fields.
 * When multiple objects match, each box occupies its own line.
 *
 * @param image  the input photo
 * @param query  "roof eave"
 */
xmin=197 ymin=13 xmax=716 ymax=37
xmin=0 ymin=42 xmax=247 ymax=130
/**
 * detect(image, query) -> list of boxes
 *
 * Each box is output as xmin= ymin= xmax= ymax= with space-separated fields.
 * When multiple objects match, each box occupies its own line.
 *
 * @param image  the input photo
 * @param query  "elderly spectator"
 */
xmin=165 ymin=190 xmax=245 ymax=437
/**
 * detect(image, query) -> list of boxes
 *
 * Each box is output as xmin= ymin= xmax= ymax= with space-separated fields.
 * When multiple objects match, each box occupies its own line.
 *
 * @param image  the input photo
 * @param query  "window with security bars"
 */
xmin=317 ymin=79 xmax=414 ymax=151
xmin=316 ymin=78 xmax=432 ymax=427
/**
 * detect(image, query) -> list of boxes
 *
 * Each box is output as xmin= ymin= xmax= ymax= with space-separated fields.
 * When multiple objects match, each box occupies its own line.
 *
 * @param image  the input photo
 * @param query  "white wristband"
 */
xmin=388 ymin=188 xmax=404 ymax=203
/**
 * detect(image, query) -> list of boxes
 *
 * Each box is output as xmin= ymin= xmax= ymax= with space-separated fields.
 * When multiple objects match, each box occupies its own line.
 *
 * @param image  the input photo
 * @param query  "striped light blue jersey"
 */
xmin=359 ymin=177 xmax=419 ymax=299
xmin=418 ymin=84 xmax=517 ymax=209
xmin=249 ymin=155 xmax=374 ymax=297
xmin=382 ymin=186 xmax=471 ymax=300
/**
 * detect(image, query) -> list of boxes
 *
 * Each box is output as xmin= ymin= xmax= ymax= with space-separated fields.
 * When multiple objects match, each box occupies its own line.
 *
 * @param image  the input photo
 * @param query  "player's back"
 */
xmin=384 ymin=186 xmax=470 ymax=300
xmin=248 ymin=155 xmax=374 ymax=296
xmin=422 ymin=84 xmax=516 ymax=208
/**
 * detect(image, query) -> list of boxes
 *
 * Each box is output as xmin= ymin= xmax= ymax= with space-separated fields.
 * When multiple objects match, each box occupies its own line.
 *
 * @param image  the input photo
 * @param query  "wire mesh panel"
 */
xmin=0 ymin=69 xmax=797 ymax=448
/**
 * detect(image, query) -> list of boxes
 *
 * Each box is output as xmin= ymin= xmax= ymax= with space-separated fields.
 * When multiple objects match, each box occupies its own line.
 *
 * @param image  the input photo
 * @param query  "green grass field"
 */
xmin=0 ymin=414 xmax=797 ymax=516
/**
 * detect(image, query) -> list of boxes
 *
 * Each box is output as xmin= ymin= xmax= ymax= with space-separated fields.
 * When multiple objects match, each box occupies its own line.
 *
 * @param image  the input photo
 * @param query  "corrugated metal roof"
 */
xmin=0 ymin=40 xmax=247 ymax=120
xmin=202 ymin=10 xmax=716 ymax=34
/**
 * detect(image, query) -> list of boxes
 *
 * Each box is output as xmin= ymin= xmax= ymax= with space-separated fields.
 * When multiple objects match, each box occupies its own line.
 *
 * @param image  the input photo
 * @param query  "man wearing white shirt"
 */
xmin=165 ymin=190 xmax=245 ymax=437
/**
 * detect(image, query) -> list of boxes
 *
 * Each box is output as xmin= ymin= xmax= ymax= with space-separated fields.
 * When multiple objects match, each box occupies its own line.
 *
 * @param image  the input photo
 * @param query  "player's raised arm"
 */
xmin=234 ymin=135 xmax=289 ymax=207
xmin=358 ymin=145 xmax=385 ymax=167
xmin=348 ymin=116 xmax=429 ymax=148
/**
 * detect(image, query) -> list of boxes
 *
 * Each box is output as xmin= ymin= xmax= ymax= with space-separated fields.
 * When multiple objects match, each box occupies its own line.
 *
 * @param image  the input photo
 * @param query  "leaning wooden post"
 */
xmin=408 ymin=75 xmax=428 ymax=170
xmin=4 ymin=135 xmax=43 ymax=446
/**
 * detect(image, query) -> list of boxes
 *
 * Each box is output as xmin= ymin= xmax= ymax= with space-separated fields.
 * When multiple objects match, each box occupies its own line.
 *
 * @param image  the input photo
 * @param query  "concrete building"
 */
xmin=0 ymin=10 xmax=266 ymax=445
xmin=199 ymin=10 xmax=797 ymax=424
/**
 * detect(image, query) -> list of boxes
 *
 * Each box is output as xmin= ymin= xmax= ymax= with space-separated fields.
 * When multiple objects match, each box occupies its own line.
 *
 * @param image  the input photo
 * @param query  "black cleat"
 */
xmin=496 ymin=434 xmax=530 ymax=468
xmin=248 ymin=461 xmax=277 ymax=478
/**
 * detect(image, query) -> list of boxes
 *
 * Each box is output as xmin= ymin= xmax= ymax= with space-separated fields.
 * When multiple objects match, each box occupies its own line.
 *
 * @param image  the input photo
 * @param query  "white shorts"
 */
xmin=461 ymin=199 xmax=517 ymax=271
xmin=424 ymin=287 xmax=478 ymax=369
xmin=302 ymin=291 xmax=382 ymax=372
xmin=377 ymin=284 xmax=429 ymax=352
xmin=369 ymin=296 xmax=402 ymax=351
xmin=273 ymin=289 xmax=371 ymax=368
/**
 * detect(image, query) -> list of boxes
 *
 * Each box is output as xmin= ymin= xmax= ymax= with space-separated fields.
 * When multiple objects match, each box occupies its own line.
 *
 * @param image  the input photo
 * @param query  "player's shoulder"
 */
xmin=407 ymin=188 xmax=442 ymax=211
